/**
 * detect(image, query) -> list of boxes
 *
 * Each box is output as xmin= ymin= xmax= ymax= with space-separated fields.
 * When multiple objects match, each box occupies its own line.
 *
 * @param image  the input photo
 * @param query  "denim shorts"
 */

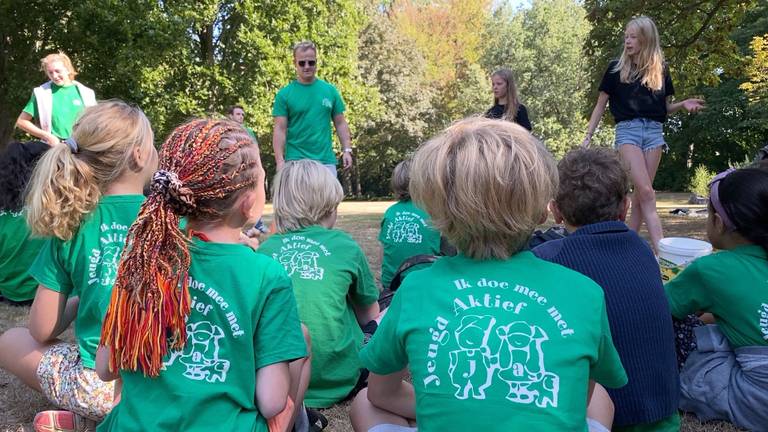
xmin=614 ymin=118 xmax=667 ymax=152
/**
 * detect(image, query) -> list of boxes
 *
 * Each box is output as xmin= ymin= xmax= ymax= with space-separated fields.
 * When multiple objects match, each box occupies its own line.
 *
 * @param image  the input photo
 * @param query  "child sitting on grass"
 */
xmin=258 ymin=159 xmax=381 ymax=410
xmin=0 ymin=140 xmax=50 ymax=305
xmin=0 ymin=101 xmax=157 ymax=431
xmin=664 ymin=166 xmax=768 ymax=431
xmin=97 ymin=119 xmax=311 ymax=432
xmin=351 ymin=118 xmax=627 ymax=432
xmin=379 ymin=157 xmax=442 ymax=290
xmin=533 ymin=147 xmax=679 ymax=431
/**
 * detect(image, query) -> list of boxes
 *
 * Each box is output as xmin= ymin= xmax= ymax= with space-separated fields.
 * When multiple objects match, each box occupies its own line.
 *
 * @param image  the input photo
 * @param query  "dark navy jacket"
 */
xmin=534 ymin=221 xmax=679 ymax=427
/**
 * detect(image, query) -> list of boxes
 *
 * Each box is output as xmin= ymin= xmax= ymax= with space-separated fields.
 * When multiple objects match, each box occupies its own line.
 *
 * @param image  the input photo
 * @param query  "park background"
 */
xmin=2 ymin=0 xmax=767 ymax=197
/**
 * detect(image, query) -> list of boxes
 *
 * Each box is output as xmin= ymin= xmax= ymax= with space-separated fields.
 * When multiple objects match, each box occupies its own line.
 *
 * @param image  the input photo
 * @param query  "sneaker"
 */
xmin=253 ymin=219 xmax=269 ymax=234
xmin=33 ymin=411 xmax=96 ymax=432
xmin=306 ymin=408 xmax=328 ymax=432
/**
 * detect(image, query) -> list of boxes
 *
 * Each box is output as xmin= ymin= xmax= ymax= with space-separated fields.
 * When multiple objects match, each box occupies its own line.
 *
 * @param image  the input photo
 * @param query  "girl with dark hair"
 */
xmin=0 ymin=141 xmax=49 ymax=304
xmin=97 ymin=119 xmax=311 ymax=432
xmin=485 ymin=68 xmax=532 ymax=131
xmin=665 ymin=167 xmax=768 ymax=430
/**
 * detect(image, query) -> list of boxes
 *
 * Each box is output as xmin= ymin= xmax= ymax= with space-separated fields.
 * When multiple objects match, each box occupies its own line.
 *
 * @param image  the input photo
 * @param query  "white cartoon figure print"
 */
xmin=386 ymin=221 xmax=422 ymax=244
xmin=164 ymin=321 xmax=231 ymax=383
xmin=279 ymin=251 xmax=324 ymax=280
xmin=448 ymin=315 xmax=498 ymax=400
xmin=495 ymin=321 xmax=559 ymax=407
xmin=97 ymin=245 xmax=121 ymax=286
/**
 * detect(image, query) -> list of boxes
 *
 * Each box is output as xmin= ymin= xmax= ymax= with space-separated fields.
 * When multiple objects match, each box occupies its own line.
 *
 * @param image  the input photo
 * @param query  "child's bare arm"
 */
xmin=28 ymin=287 xmax=78 ymax=343
xmin=352 ymin=299 xmax=381 ymax=326
xmin=367 ymin=369 xmax=416 ymax=420
xmin=256 ymin=362 xmax=291 ymax=419
xmin=583 ymin=92 xmax=609 ymax=147
xmin=95 ymin=345 xmax=120 ymax=382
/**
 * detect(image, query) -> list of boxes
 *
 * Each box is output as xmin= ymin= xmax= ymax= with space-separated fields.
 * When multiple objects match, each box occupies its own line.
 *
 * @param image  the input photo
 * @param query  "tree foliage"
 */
xmin=2 ymin=0 xmax=765 ymax=195
xmin=482 ymin=0 xmax=596 ymax=155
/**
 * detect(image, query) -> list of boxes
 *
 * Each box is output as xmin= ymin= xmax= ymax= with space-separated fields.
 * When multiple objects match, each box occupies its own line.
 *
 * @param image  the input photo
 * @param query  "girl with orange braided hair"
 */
xmin=0 ymin=100 xmax=157 ymax=431
xmin=96 ymin=119 xmax=311 ymax=432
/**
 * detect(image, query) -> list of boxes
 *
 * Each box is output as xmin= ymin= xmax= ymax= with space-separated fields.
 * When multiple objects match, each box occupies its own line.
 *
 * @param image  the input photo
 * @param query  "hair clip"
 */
xmin=64 ymin=137 xmax=78 ymax=153
xmin=708 ymin=168 xmax=736 ymax=230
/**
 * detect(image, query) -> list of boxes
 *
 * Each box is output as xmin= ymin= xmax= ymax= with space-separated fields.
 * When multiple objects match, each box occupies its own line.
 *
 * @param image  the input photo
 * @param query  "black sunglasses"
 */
xmin=298 ymin=60 xmax=316 ymax=67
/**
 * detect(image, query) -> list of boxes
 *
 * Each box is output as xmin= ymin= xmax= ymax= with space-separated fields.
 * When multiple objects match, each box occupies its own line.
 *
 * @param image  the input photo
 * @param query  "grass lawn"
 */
xmin=0 ymin=195 xmax=742 ymax=431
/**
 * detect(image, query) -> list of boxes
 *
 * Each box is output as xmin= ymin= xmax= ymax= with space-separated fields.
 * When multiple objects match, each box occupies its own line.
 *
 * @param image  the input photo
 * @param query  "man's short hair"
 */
xmin=410 ymin=118 xmax=557 ymax=259
xmin=555 ymin=148 xmax=630 ymax=226
xmin=293 ymin=41 xmax=317 ymax=57
xmin=227 ymin=105 xmax=244 ymax=115
xmin=272 ymin=159 xmax=343 ymax=232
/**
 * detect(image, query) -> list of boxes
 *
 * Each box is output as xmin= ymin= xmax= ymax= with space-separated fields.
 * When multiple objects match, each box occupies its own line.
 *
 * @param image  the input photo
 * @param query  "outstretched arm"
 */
xmin=667 ymin=97 xmax=705 ymax=114
xmin=582 ymin=92 xmax=609 ymax=148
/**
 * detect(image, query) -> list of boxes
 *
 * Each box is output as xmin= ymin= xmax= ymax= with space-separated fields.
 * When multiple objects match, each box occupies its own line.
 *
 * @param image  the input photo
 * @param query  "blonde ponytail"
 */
xmin=25 ymin=144 xmax=100 ymax=239
xmin=25 ymin=100 xmax=154 ymax=240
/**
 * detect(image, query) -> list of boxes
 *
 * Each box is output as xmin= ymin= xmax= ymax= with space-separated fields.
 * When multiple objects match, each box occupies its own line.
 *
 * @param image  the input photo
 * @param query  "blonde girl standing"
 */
xmin=583 ymin=16 xmax=704 ymax=252
xmin=0 ymin=101 xmax=157 ymax=431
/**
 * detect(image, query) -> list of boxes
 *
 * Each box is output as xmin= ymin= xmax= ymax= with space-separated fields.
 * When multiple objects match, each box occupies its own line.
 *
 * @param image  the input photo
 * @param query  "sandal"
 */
xmin=33 ymin=411 xmax=96 ymax=432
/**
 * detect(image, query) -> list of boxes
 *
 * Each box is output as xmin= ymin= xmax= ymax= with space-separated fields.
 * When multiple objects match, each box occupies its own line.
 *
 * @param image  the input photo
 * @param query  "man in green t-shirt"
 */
xmin=226 ymin=104 xmax=258 ymax=142
xmin=272 ymin=41 xmax=353 ymax=175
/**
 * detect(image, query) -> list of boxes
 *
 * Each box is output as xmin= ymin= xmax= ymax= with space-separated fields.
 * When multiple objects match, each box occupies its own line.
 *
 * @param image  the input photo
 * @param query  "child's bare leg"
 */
xmin=587 ymin=383 xmax=614 ymax=431
xmin=350 ymin=388 xmax=414 ymax=432
xmin=0 ymin=327 xmax=57 ymax=392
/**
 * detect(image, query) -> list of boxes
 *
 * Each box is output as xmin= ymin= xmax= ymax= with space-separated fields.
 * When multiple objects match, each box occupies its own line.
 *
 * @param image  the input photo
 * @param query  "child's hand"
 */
xmin=239 ymin=232 xmax=260 ymax=251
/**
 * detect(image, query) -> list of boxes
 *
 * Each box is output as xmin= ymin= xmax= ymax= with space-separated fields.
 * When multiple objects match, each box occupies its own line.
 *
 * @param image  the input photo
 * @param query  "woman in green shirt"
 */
xmin=0 ymin=101 xmax=157 ymax=430
xmin=16 ymin=52 xmax=96 ymax=147
xmin=0 ymin=140 xmax=49 ymax=304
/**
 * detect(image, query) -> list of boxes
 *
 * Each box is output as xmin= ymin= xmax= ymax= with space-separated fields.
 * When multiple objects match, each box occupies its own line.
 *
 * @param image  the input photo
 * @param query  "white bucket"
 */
xmin=658 ymin=237 xmax=713 ymax=282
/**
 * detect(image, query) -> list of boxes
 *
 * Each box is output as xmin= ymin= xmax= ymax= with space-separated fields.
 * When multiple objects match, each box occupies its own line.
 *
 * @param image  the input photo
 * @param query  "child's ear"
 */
xmin=548 ymin=201 xmax=565 ymax=225
xmin=238 ymin=190 xmax=261 ymax=223
xmin=712 ymin=212 xmax=728 ymax=235
xmin=618 ymin=196 xmax=630 ymax=222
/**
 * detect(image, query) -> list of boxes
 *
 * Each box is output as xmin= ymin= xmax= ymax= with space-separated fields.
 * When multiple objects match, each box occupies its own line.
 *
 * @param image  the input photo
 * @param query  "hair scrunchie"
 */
xmin=150 ymin=170 xmax=196 ymax=215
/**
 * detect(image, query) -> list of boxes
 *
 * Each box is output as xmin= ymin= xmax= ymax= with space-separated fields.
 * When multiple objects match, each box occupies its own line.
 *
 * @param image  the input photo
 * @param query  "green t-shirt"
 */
xmin=360 ymin=252 xmax=628 ymax=432
xmin=379 ymin=200 xmax=442 ymax=289
xmin=0 ymin=210 xmax=46 ymax=302
xmin=272 ymin=79 xmax=345 ymax=165
xmin=244 ymin=126 xmax=258 ymax=142
xmin=665 ymin=244 xmax=768 ymax=348
xmin=258 ymin=225 xmax=380 ymax=407
xmin=23 ymin=83 xmax=86 ymax=139
xmin=28 ymin=195 xmax=144 ymax=368
xmin=99 ymin=239 xmax=307 ymax=432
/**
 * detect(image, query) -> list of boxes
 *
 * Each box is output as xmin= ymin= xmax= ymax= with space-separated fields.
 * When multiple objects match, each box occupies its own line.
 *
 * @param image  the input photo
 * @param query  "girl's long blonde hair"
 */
xmin=25 ymin=101 xmax=153 ymax=240
xmin=613 ymin=16 xmax=665 ymax=91
xmin=492 ymin=68 xmax=520 ymax=122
